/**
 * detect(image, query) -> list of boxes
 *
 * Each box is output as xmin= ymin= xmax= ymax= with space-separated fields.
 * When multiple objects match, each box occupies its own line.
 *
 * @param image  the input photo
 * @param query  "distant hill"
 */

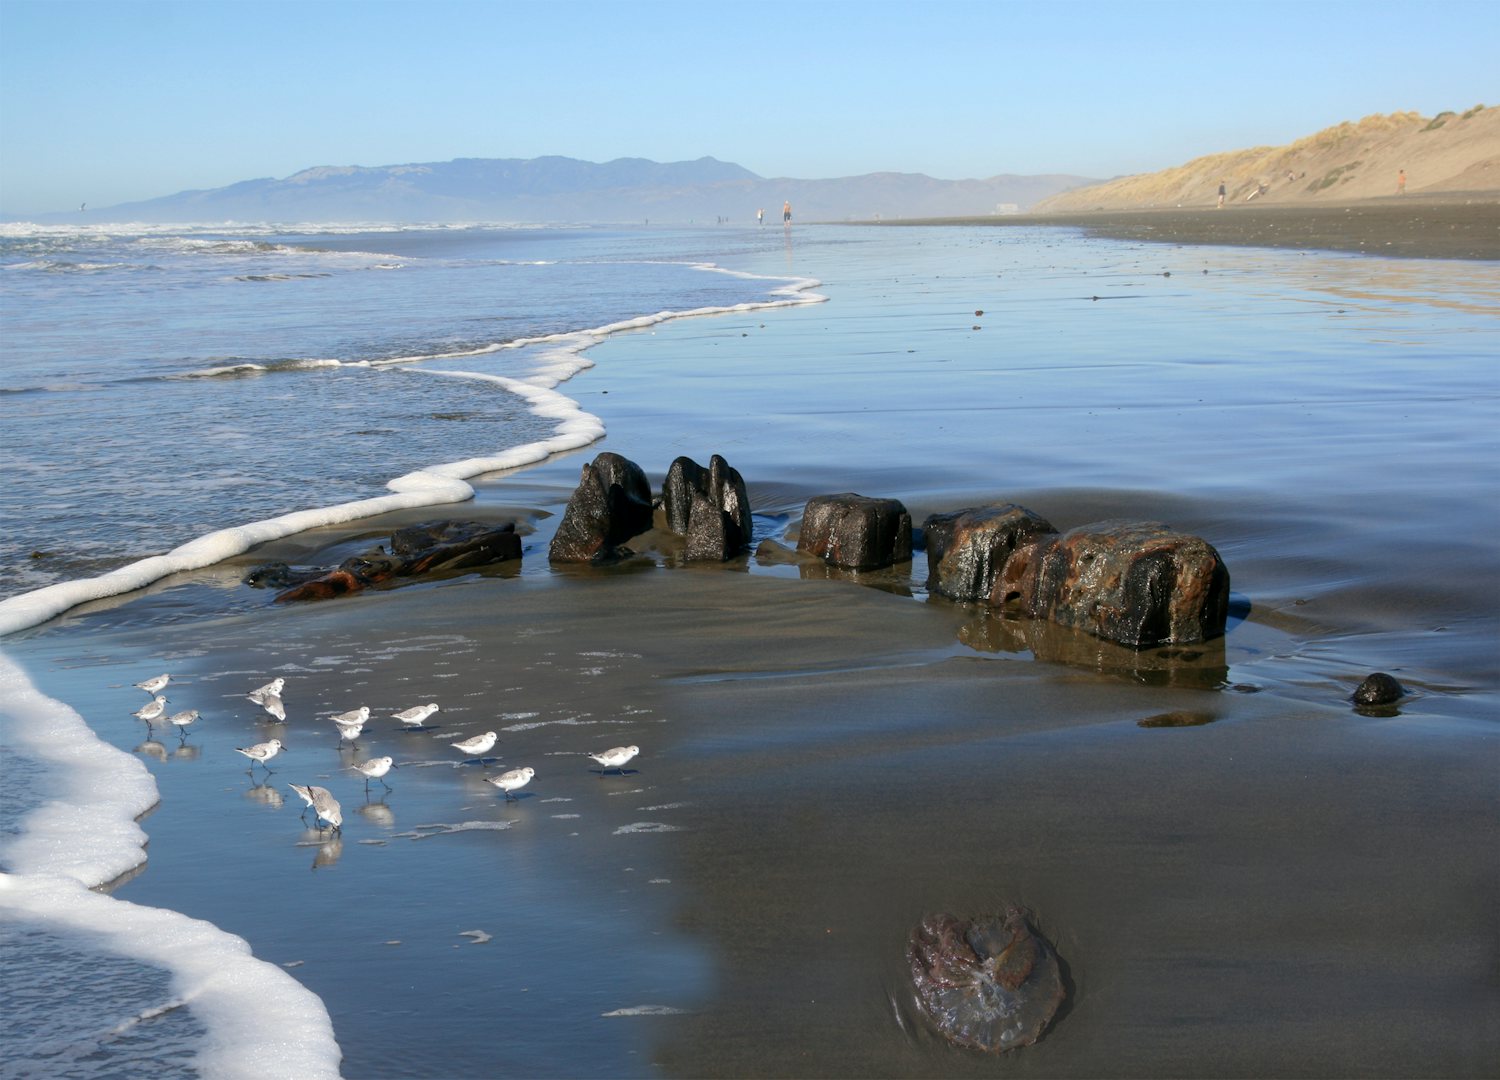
xmin=31 ymin=156 xmax=1096 ymax=225
xmin=1034 ymin=105 xmax=1500 ymax=212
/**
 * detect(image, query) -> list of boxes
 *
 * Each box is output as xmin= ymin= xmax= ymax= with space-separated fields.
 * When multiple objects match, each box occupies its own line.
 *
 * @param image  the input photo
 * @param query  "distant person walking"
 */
xmin=1397 ymin=169 xmax=1407 ymax=194
xmin=1216 ymin=180 xmax=1226 ymax=209
xmin=757 ymin=207 xmax=764 ymax=225
xmin=783 ymin=200 xmax=792 ymax=225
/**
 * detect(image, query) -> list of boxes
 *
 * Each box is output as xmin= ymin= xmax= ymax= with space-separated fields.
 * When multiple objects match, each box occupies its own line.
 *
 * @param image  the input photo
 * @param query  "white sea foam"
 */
xmin=0 ymin=652 xmax=157 ymax=885
xmin=0 ymin=652 xmax=343 ymax=1078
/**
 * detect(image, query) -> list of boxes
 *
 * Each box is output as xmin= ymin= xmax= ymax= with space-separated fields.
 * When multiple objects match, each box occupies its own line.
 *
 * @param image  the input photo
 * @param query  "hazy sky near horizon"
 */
xmin=2 ymin=0 xmax=1495 ymax=215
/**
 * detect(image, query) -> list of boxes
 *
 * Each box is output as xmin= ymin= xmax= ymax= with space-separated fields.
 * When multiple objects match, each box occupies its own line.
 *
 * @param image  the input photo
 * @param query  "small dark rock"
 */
xmin=661 ymin=454 xmax=752 ymax=561
xmin=548 ymin=452 xmax=654 ymax=563
xmin=796 ymin=493 xmax=912 ymax=571
xmin=1353 ymin=672 xmax=1404 ymax=707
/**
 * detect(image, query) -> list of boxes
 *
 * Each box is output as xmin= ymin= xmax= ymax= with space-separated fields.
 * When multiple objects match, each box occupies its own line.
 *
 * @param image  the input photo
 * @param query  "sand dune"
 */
xmin=1037 ymin=105 xmax=1499 ymax=211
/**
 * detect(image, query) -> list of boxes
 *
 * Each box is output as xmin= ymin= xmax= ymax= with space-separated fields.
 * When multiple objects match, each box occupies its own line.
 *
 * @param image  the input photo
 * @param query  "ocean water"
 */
xmin=0 ymin=223 xmax=818 ymax=601
xmin=2 ymin=221 xmax=1498 ymax=1077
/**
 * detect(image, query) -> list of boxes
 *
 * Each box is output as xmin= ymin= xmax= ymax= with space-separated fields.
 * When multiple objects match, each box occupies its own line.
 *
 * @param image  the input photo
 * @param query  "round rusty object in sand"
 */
xmin=907 ymin=909 xmax=1064 ymax=1052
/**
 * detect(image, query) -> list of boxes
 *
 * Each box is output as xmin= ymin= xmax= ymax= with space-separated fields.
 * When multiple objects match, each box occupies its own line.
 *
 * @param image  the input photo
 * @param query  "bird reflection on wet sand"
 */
xmin=134 ymin=739 xmax=168 ymax=762
xmin=244 ymin=778 xmax=284 ymax=810
xmin=134 ymin=738 xmax=202 ymax=763
xmin=358 ymin=800 xmax=395 ymax=828
xmin=308 ymin=836 xmax=343 ymax=871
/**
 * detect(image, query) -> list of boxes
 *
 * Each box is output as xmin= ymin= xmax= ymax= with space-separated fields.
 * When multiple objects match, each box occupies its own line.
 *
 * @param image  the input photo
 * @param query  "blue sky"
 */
xmin=1 ymin=0 xmax=1495 ymax=215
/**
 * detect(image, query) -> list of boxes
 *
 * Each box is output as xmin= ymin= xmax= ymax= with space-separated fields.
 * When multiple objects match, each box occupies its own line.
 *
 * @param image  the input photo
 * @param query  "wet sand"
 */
xmin=877 ymin=195 xmax=1500 ymax=260
xmin=24 ymin=475 xmax=1495 ymax=1077
xmin=7 ymin=225 xmax=1498 ymax=1076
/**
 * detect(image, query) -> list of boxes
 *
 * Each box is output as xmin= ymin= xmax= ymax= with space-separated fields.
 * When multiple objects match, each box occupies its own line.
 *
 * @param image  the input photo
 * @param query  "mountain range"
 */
xmin=36 ymin=157 xmax=1095 ymax=225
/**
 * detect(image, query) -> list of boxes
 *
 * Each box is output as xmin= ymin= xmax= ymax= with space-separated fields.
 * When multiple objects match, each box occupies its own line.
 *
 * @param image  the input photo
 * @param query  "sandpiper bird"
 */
xmin=351 ymin=755 xmax=396 ymax=791
xmin=163 ymin=709 xmax=199 ymax=741
xmin=288 ymin=784 xmax=342 ymax=833
xmin=333 ymin=715 xmax=366 ymax=749
xmin=259 ymin=694 xmax=287 ymax=722
xmin=589 ymin=745 xmax=640 ymax=773
xmin=235 ymin=738 xmax=285 ymax=771
xmin=331 ymin=706 xmax=369 ymax=726
xmin=486 ymin=766 xmax=534 ymax=801
xmin=247 ymin=678 xmax=284 ymax=705
xmin=135 ymin=673 xmax=171 ymax=695
xmin=392 ymin=703 xmax=439 ymax=728
xmin=450 ymin=731 xmax=498 ymax=760
xmin=133 ymin=695 xmax=168 ymax=726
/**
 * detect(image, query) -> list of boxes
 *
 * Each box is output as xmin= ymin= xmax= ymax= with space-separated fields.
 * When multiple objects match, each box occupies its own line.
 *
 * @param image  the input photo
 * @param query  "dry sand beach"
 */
xmin=1030 ymin=106 xmax=1500 ymax=213
xmin=895 ymin=106 xmax=1500 ymax=261
xmin=4 ymin=221 xmax=1498 ymax=1077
